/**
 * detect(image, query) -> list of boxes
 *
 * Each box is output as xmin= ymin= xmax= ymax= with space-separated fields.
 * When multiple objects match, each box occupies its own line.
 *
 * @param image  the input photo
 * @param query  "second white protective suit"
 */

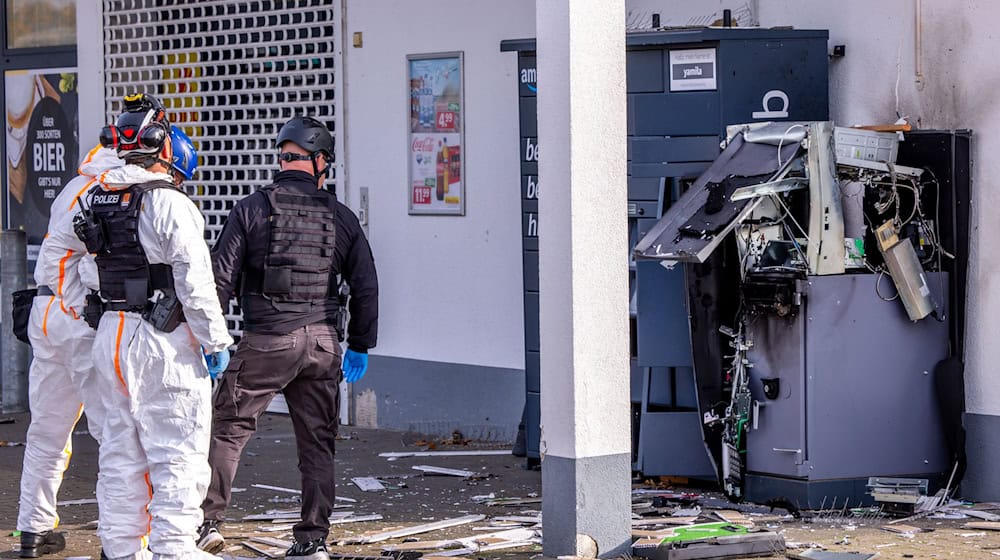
xmin=17 ymin=147 xmax=123 ymax=536
xmin=89 ymin=163 xmax=233 ymax=560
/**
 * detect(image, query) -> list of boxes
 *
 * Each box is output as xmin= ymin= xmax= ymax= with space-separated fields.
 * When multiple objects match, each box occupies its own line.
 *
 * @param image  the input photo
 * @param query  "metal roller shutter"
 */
xmin=102 ymin=0 xmax=344 ymax=334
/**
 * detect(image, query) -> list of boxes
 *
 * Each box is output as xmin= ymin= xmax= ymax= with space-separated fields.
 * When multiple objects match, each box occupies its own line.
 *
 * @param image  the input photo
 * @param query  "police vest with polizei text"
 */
xmin=89 ymin=180 xmax=177 ymax=308
xmin=253 ymin=184 xmax=338 ymax=306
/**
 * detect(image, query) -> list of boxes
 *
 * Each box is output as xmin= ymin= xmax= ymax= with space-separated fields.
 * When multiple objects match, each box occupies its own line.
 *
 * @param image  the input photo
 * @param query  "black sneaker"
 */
xmin=19 ymin=531 xmax=66 ymax=558
xmin=284 ymin=537 xmax=328 ymax=560
xmin=197 ymin=520 xmax=226 ymax=554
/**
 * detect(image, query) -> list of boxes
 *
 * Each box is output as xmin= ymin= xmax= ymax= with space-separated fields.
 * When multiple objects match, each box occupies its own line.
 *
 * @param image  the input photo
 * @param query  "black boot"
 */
xmin=20 ymin=531 xmax=66 ymax=558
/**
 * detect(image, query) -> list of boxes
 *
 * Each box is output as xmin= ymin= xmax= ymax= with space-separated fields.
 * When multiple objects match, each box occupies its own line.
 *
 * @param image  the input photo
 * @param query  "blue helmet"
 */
xmin=169 ymin=126 xmax=198 ymax=180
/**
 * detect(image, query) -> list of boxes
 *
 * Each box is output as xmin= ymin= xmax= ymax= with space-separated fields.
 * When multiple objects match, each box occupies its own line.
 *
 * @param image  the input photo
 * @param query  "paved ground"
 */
xmin=0 ymin=412 xmax=997 ymax=559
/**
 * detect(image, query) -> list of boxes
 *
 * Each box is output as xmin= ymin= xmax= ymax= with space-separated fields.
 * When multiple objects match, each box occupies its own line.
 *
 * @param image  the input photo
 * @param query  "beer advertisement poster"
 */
xmin=407 ymin=52 xmax=464 ymax=215
xmin=5 ymin=68 xmax=79 ymax=258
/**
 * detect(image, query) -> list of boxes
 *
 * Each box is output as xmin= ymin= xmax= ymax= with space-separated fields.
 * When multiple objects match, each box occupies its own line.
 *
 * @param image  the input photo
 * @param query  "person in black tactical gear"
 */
xmin=198 ymin=116 xmax=378 ymax=560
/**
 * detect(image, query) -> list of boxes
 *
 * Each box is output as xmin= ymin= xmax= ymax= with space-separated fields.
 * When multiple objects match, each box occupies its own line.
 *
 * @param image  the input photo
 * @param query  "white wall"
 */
xmin=757 ymin=0 xmax=999 ymax=419
xmin=343 ymin=0 xmax=534 ymax=369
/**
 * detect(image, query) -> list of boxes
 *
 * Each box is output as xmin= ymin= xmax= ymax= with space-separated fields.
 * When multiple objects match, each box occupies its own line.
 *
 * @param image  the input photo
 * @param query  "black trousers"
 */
xmin=201 ymin=322 xmax=342 ymax=542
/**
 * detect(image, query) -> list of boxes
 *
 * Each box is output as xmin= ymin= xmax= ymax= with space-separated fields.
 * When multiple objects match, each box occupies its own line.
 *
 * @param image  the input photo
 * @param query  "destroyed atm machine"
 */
xmin=634 ymin=123 xmax=970 ymax=507
xmin=501 ymin=27 xmax=831 ymax=472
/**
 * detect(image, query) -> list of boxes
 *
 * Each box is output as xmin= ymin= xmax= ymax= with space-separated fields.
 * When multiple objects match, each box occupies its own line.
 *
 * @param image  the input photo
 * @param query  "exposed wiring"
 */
xmin=875 ymin=269 xmax=900 ymax=302
xmin=776 ymin=124 xmax=806 ymax=170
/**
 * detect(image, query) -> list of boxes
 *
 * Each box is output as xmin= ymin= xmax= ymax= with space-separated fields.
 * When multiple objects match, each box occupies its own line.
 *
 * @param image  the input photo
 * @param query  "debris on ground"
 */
xmin=411 ymin=465 xmax=479 ymax=478
xmin=786 ymin=551 xmax=878 ymax=560
xmin=352 ymin=477 xmax=387 ymax=492
xmin=339 ymin=514 xmax=487 ymax=545
xmin=57 ymin=498 xmax=99 ymax=506
xmin=632 ymin=522 xmax=784 ymax=559
xmin=379 ymin=450 xmax=512 ymax=460
xmin=963 ymin=521 xmax=1000 ymax=531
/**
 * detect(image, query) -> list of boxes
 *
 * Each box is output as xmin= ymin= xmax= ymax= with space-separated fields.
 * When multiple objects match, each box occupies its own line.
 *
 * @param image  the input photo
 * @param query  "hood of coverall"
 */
xmin=97 ymin=163 xmax=175 ymax=192
xmin=78 ymin=146 xmax=126 ymax=179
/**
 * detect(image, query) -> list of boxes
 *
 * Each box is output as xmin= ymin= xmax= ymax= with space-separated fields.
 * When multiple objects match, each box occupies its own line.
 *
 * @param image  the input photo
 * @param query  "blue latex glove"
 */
xmin=343 ymin=349 xmax=368 ymax=383
xmin=205 ymin=349 xmax=231 ymax=380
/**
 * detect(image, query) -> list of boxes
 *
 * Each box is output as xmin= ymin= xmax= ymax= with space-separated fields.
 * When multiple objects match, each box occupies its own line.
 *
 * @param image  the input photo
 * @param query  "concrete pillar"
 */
xmin=536 ymin=1 xmax=631 ymax=557
xmin=76 ymin=1 xmax=106 ymax=149
xmin=2 ymin=230 xmax=29 ymax=413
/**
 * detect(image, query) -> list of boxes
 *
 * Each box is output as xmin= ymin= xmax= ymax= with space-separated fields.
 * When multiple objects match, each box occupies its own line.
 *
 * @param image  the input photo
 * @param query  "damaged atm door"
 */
xmin=634 ymin=121 xmax=845 ymax=276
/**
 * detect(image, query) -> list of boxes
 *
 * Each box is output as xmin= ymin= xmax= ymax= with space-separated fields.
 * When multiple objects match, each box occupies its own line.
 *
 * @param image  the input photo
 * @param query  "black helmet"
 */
xmin=276 ymin=116 xmax=333 ymax=157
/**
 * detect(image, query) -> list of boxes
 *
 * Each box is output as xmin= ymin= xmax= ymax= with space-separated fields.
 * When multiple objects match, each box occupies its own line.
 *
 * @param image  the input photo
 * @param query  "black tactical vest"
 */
xmin=248 ymin=184 xmax=337 ymax=307
xmin=90 ymin=181 xmax=176 ymax=309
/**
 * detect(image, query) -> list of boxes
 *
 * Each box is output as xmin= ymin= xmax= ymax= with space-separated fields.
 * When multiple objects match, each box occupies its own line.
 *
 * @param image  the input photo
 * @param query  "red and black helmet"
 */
xmin=99 ymin=93 xmax=171 ymax=161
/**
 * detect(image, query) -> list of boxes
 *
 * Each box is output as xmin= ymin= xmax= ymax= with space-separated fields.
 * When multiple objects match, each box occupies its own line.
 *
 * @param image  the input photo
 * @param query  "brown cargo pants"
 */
xmin=201 ymin=322 xmax=342 ymax=542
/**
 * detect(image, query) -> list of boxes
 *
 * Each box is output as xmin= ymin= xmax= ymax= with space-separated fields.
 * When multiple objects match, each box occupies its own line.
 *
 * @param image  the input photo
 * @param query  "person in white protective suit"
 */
xmin=16 ymin=145 xmax=124 ymax=559
xmin=82 ymin=94 xmax=232 ymax=560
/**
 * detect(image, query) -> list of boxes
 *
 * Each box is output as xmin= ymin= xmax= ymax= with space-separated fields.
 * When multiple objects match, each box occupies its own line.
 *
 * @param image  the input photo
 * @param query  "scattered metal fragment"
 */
xmin=412 ymin=465 xmax=478 ymax=478
xmin=379 ymin=450 xmax=511 ymax=459
xmin=329 ymin=514 xmax=384 ymax=525
xmin=57 ymin=498 xmax=99 ymax=506
xmin=964 ymin=521 xmax=1000 ymax=531
xmin=250 ymin=483 xmax=356 ymax=502
xmin=787 ymin=551 xmax=878 ymax=560
xmin=241 ymin=541 xmax=282 ymax=559
xmin=250 ymin=536 xmax=292 ymax=548
xmin=340 ymin=514 xmax=486 ymax=544
xmin=631 ymin=517 xmax=698 ymax=527
xmin=352 ymin=477 xmax=387 ymax=492
xmin=474 ymin=496 xmax=542 ymax=506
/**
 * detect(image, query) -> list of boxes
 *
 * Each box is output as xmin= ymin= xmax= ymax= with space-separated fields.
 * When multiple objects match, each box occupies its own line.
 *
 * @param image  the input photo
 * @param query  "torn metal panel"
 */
xmin=632 ymin=530 xmax=784 ymax=560
xmin=805 ymin=121 xmax=845 ymax=275
xmin=412 ymin=465 xmax=478 ymax=478
xmin=634 ymin=133 xmax=800 ymax=262
xmin=340 ymin=514 xmax=486 ymax=544
xmin=725 ymin=121 xmax=811 ymax=147
xmin=836 ymin=156 xmax=923 ymax=177
xmin=730 ymin=177 xmax=808 ymax=201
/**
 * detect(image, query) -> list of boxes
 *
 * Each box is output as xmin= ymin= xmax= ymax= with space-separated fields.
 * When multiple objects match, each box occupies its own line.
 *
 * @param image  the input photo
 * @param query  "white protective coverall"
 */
xmin=88 ymin=164 xmax=233 ymax=560
xmin=18 ymin=147 xmax=123 ymax=535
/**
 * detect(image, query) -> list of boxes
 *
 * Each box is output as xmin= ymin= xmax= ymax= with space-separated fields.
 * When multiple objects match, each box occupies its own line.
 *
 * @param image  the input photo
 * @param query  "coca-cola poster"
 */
xmin=407 ymin=52 xmax=464 ymax=215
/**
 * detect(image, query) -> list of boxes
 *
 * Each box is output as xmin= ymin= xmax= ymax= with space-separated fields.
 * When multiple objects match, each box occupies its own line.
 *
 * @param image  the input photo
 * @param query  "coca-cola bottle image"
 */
xmin=435 ymin=139 xmax=449 ymax=201
xmin=449 ymin=145 xmax=461 ymax=186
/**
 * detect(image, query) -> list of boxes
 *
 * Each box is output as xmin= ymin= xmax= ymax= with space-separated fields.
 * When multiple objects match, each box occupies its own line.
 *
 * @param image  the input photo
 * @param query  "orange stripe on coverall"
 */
xmin=68 ymin=178 xmax=98 ymax=211
xmin=114 ymin=311 xmax=128 ymax=393
xmin=52 ymin=403 xmax=84 ymax=530
xmin=57 ymin=249 xmax=73 ymax=314
xmin=41 ymin=296 xmax=56 ymax=336
xmin=144 ymin=471 xmax=153 ymax=535
xmin=77 ymin=146 xmax=100 ymax=174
